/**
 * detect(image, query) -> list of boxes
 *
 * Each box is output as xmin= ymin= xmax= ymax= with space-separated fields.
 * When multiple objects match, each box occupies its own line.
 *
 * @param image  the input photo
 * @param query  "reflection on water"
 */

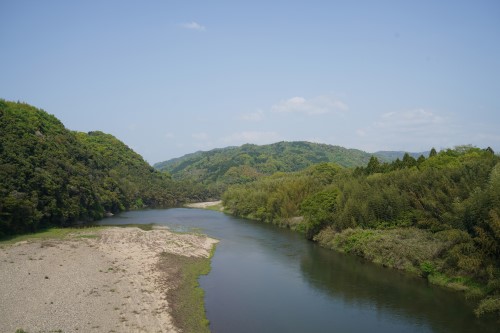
xmin=301 ymin=246 xmax=497 ymax=333
xmin=104 ymin=209 xmax=498 ymax=333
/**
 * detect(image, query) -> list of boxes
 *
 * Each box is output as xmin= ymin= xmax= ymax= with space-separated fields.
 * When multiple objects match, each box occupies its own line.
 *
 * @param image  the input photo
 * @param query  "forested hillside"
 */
xmin=155 ymin=141 xmax=381 ymax=195
xmin=223 ymin=146 xmax=500 ymax=317
xmin=0 ymin=100 xmax=206 ymax=237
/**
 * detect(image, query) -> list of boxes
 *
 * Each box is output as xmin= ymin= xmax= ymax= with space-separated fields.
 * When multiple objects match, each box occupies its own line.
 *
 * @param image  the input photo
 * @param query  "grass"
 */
xmin=100 ymin=223 xmax=155 ymax=231
xmin=0 ymin=224 xmax=159 ymax=246
xmin=314 ymin=226 xmax=492 ymax=304
xmin=158 ymin=245 xmax=217 ymax=333
xmin=0 ymin=226 xmax=105 ymax=245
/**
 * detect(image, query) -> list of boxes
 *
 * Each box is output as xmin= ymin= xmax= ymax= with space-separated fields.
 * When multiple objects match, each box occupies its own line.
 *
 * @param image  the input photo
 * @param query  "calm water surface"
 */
xmin=105 ymin=208 xmax=498 ymax=333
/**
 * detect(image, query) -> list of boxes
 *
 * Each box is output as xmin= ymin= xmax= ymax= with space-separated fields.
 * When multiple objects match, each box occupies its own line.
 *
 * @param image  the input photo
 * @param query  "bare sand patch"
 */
xmin=185 ymin=201 xmax=223 ymax=209
xmin=0 ymin=227 xmax=217 ymax=333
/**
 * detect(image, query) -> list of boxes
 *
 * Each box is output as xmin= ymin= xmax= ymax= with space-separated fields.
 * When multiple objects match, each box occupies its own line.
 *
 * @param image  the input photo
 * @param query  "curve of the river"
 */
xmin=104 ymin=208 xmax=498 ymax=333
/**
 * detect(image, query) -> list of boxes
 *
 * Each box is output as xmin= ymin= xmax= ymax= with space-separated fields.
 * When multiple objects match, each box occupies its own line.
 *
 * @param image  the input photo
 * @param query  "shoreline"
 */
xmin=219 ymin=206 xmax=494 ymax=317
xmin=0 ymin=227 xmax=218 ymax=333
xmin=184 ymin=200 xmax=223 ymax=209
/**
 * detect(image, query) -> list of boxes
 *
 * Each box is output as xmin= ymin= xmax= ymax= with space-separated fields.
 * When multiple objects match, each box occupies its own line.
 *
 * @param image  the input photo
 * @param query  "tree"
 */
xmin=402 ymin=153 xmax=417 ymax=168
xmin=366 ymin=156 xmax=381 ymax=174
xmin=417 ymin=155 xmax=426 ymax=165
xmin=300 ymin=188 xmax=339 ymax=239
xmin=429 ymin=148 xmax=437 ymax=157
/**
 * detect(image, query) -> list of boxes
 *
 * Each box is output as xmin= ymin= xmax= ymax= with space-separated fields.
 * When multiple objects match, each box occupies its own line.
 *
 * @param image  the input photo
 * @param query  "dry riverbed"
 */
xmin=0 ymin=227 xmax=218 ymax=333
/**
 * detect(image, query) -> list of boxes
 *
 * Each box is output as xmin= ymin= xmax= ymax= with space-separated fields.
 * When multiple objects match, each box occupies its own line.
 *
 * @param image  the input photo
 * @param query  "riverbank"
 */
xmin=185 ymin=201 xmax=224 ymax=211
xmin=212 ymin=200 xmax=500 ymax=319
xmin=0 ymin=226 xmax=218 ymax=333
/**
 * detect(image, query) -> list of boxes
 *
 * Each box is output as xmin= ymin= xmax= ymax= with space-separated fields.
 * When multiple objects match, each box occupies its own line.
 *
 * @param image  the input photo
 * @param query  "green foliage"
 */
xmin=475 ymin=296 xmax=500 ymax=318
xmin=222 ymin=145 xmax=500 ymax=317
xmin=223 ymin=163 xmax=343 ymax=228
xmin=420 ymin=261 xmax=436 ymax=277
xmin=317 ymin=227 xmax=445 ymax=271
xmin=315 ymin=227 xmax=486 ymax=296
xmin=155 ymin=141 xmax=374 ymax=196
xmin=300 ymin=187 xmax=339 ymax=239
xmin=0 ymin=100 xmax=204 ymax=237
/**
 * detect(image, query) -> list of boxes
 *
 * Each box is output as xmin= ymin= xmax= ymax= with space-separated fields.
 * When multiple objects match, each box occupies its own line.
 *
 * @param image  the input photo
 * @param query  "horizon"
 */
xmin=1 ymin=1 xmax=499 ymax=164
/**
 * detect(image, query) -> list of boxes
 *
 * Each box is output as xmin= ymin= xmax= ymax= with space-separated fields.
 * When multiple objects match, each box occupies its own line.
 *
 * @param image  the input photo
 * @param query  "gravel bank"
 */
xmin=0 ymin=227 xmax=217 ymax=333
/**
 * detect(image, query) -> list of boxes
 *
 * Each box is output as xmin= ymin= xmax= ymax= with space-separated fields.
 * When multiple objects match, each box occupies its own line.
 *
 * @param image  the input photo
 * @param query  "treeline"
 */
xmin=222 ymin=146 xmax=500 ymax=317
xmin=155 ymin=141 xmax=377 ymax=196
xmin=0 ymin=100 xmax=210 ymax=237
xmin=222 ymin=163 xmax=342 ymax=229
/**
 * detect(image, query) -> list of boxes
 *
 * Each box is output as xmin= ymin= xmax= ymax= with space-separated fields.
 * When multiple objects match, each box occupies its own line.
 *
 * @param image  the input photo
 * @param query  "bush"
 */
xmin=474 ymin=295 xmax=500 ymax=318
xmin=420 ymin=261 xmax=435 ymax=277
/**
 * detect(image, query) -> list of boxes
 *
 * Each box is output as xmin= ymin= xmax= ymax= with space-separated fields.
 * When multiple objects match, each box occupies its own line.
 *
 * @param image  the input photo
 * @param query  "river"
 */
xmin=104 ymin=208 xmax=498 ymax=333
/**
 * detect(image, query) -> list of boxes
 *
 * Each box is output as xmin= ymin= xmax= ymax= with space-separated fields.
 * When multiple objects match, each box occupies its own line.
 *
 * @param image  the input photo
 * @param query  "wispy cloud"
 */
xmin=180 ymin=21 xmax=206 ymax=31
xmin=355 ymin=109 xmax=455 ymax=151
xmin=271 ymin=95 xmax=348 ymax=115
xmin=373 ymin=109 xmax=444 ymax=132
xmin=240 ymin=110 xmax=264 ymax=122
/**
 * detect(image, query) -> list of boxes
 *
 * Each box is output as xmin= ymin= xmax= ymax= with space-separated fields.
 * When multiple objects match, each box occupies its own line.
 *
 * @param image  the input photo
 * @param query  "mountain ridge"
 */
xmin=154 ymin=141 xmax=429 ymax=190
xmin=156 ymin=142 xmax=430 ymax=170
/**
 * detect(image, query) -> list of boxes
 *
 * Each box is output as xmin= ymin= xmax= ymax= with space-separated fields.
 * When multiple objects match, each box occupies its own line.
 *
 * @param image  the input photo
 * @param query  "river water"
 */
xmin=105 ymin=208 xmax=498 ymax=333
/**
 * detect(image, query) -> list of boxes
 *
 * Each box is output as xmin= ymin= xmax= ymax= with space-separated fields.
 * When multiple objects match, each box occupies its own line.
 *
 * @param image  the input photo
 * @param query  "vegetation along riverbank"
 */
xmin=222 ymin=147 xmax=500 ymax=318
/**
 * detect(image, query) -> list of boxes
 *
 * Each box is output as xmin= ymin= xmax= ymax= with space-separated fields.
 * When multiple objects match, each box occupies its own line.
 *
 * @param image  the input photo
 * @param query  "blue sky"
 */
xmin=1 ymin=0 xmax=499 ymax=163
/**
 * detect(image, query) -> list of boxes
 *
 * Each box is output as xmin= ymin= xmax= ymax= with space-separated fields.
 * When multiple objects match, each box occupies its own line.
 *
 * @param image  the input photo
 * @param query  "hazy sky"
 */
xmin=1 ymin=1 xmax=499 ymax=163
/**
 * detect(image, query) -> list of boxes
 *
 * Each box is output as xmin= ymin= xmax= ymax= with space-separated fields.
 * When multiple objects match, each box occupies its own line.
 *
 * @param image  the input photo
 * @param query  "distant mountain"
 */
xmin=374 ymin=150 xmax=429 ymax=161
xmin=154 ymin=141 xmax=374 ymax=189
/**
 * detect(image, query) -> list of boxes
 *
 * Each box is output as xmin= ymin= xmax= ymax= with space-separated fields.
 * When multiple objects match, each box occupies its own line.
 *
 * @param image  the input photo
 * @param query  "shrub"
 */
xmin=474 ymin=295 xmax=500 ymax=318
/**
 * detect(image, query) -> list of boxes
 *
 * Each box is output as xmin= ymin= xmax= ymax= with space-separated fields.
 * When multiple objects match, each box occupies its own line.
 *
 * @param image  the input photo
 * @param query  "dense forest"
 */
xmin=222 ymin=147 xmax=500 ymax=317
xmin=154 ymin=141 xmax=393 ymax=195
xmin=0 ymin=100 xmax=211 ymax=237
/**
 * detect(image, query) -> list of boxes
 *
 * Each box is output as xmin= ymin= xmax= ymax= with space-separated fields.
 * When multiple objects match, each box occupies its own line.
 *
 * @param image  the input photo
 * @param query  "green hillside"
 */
xmin=222 ymin=146 xmax=500 ymax=317
xmin=0 ymin=100 xmax=188 ymax=237
xmin=155 ymin=141 xmax=375 ymax=193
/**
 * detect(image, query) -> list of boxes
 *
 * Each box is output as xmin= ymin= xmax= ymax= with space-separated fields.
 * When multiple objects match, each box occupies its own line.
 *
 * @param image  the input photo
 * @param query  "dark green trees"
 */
xmin=0 ymin=100 xmax=182 ymax=237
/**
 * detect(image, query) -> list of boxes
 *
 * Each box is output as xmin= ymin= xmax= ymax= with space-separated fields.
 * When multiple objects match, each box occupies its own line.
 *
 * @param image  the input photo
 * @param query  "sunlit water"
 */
xmin=103 ymin=208 xmax=498 ymax=333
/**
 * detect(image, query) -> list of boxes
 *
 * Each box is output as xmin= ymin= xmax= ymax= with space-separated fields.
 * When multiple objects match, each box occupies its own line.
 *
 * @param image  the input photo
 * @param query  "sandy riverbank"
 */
xmin=185 ymin=201 xmax=223 ymax=209
xmin=0 ymin=227 xmax=217 ymax=333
